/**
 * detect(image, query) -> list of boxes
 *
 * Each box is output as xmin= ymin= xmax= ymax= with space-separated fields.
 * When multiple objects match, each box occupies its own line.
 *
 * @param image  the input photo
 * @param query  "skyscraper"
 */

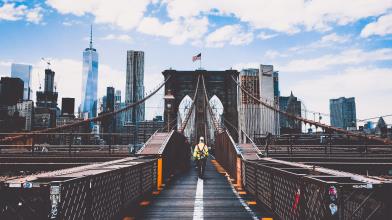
xmin=61 ymin=98 xmax=75 ymax=116
xmin=106 ymin=87 xmax=115 ymax=112
xmin=114 ymin=90 xmax=124 ymax=133
xmin=273 ymin=71 xmax=280 ymax=135
xmin=238 ymin=68 xmax=262 ymax=143
xmin=125 ymin=50 xmax=145 ymax=123
xmin=259 ymin=64 xmax=279 ymax=135
xmin=0 ymin=77 xmax=24 ymax=106
xmin=35 ymin=68 xmax=59 ymax=129
xmin=330 ymin=97 xmax=357 ymax=130
xmin=81 ymin=25 xmax=99 ymax=118
xmin=115 ymin=90 xmax=121 ymax=103
xmin=17 ymin=100 xmax=33 ymax=131
xmin=36 ymin=69 xmax=58 ymax=109
xmin=279 ymin=92 xmax=302 ymax=134
xmin=11 ymin=63 xmax=33 ymax=100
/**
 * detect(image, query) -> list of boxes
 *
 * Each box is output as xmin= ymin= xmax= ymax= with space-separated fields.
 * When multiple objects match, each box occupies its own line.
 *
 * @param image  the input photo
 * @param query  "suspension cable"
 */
xmin=201 ymin=75 xmax=222 ymax=133
xmin=178 ymin=75 xmax=200 ymax=133
xmin=1 ymin=76 xmax=171 ymax=143
xmin=232 ymin=75 xmax=392 ymax=144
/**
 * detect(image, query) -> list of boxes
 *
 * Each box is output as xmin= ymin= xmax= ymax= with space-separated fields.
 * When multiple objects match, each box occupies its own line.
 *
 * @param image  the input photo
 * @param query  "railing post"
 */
xmin=364 ymin=135 xmax=368 ymax=156
xmin=338 ymin=186 xmax=344 ymax=220
xmin=329 ymin=131 xmax=332 ymax=156
xmin=290 ymin=136 xmax=294 ymax=156
xmin=68 ymin=131 xmax=73 ymax=157
xmin=157 ymin=157 xmax=163 ymax=190
xmin=271 ymin=171 xmax=275 ymax=211
xmin=299 ymin=181 xmax=306 ymax=219
xmin=323 ymin=132 xmax=327 ymax=155
xmin=31 ymin=134 xmax=35 ymax=156
xmin=266 ymin=143 xmax=269 ymax=157
xmin=236 ymin=156 xmax=242 ymax=189
xmin=139 ymin=163 xmax=144 ymax=196
xmin=108 ymin=133 xmax=112 ymax=155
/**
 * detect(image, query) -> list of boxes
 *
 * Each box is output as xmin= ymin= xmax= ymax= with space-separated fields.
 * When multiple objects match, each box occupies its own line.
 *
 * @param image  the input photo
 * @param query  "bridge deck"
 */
xmin=128 ymin=159 xmax=263 ymax=219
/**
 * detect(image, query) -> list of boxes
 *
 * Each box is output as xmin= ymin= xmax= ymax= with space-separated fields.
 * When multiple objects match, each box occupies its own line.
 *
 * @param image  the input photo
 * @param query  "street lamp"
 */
xmin=164 ymin=90 xmax=175 ymax=132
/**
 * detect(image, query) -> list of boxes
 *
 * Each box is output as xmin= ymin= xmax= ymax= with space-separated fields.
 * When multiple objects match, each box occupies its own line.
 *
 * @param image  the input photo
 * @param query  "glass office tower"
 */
xmin=330 ymin=97 xmax=357 ymax=130
xmin=81 ymin=26 xmax=99 ymax=118
xmin=11 ymin=63 xmax=33 ymax=100
xmin=125 ymin=50 xmax=145 ymax=123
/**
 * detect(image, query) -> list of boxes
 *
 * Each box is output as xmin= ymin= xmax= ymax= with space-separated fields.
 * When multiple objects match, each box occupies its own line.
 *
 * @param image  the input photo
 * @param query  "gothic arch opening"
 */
xmin=209 ymin=95 xmax=224 ymax=125
xmin=177 ymin=95 xmax=195 ymax=139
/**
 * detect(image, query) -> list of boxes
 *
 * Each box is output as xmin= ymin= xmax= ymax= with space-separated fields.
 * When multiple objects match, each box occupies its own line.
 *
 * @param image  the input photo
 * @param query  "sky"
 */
xmin=0 ymin=0 xmax=391 ymax=125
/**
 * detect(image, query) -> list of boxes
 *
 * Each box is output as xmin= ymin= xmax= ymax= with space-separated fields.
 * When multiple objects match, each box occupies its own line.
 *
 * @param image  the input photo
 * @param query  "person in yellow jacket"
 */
xmin=193 ymin=136 xmax=209 ymax=178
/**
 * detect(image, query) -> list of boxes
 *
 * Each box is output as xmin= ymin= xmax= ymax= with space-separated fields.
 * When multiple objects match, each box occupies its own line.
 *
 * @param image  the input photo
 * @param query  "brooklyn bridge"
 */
xmin=1 ymin=70 xmax=391 ymax=220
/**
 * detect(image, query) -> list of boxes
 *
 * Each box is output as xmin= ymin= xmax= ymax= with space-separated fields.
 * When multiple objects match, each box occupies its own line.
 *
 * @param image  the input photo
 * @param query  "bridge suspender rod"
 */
xmin=231 ymin=75 xmax=392 ymax=144
xmin=178 ymin=75 xmax=200 ymax=133
xmin=201 ymin=75 xmax=222 ymax=133
xmin=1 ymin=76 xmax=171 ymax=143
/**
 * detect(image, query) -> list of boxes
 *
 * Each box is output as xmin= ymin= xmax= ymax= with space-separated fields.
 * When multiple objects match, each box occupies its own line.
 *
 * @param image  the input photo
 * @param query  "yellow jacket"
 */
xmin=193 ymin=143 xmax=209 ymax=160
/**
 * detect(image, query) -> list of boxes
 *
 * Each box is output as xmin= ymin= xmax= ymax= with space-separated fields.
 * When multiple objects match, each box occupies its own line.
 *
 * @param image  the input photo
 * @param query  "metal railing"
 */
xmin=214 ymin=130 xmax=240 ymax=180
xmin=242 ymin=159 xmax=392 ymax=220
xmin=0 ymin=157 xmax=157 ymax=220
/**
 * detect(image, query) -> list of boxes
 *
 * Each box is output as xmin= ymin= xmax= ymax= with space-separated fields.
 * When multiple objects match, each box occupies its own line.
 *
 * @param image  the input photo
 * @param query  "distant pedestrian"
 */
xmin=193 ymin=137 xmax=209 ymax=178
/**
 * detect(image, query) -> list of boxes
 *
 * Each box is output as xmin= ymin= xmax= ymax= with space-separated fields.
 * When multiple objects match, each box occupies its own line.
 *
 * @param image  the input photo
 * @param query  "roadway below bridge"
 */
xmin=123 ymin=158 xmax=273 ymax=220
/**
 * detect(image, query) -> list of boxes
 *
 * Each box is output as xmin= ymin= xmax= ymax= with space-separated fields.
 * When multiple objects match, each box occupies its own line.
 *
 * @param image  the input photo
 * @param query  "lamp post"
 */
xmin=164 ymin=90 xmax=175 ymax=132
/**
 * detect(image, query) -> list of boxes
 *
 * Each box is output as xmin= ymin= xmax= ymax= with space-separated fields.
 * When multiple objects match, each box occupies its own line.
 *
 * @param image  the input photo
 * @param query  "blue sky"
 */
xmin=0 ymin=0 xmax=392 ymax=125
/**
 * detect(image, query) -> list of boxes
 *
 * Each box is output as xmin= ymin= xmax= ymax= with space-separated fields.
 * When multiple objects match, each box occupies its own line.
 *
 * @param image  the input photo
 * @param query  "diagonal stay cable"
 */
xmin=201 ymin=74 xmax=222 ymax=133
xmin=1 ymin=76 xmax=171 ymax=143
xmin=178 ymin=75 xmax=200 ymax=133
xmin=231 ymin=75 xmax=392 ymax=144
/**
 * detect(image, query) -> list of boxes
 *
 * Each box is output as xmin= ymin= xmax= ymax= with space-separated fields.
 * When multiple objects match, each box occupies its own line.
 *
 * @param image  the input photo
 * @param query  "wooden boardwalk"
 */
xmin=130 ymin=158 xmax=263 ymax=220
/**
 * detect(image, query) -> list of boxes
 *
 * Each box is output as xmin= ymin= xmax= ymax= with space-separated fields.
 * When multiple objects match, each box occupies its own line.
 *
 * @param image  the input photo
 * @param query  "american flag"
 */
xmin=192 ymin=53 xmax=201 ymax=62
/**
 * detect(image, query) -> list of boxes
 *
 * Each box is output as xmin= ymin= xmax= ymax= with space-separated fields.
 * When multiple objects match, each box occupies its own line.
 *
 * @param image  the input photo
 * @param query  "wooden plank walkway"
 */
xmin=133 ymin=158 xmax=260 ymax=219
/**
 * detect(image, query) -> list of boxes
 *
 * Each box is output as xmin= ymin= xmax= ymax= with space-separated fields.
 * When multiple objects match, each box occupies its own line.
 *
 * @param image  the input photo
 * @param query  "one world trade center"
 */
xmin=81 ymin=25 xmax=98 ymax=119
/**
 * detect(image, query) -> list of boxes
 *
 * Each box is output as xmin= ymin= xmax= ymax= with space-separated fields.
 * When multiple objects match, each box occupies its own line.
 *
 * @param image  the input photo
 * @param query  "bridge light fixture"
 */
xmin=164 ymin=90 xmax=175 ymax=131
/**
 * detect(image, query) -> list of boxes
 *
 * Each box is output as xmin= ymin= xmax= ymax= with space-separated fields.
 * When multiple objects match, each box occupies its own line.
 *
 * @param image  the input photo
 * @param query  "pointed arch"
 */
xmin=209 ymin=95 xmax=224 ymax=116
xmin=178 ymin=95 xmax=193 ymax=123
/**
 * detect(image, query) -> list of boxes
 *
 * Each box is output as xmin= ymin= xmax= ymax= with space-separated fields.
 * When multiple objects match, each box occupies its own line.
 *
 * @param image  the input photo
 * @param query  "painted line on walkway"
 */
xmin=211 ymin=158 xmax=258 ymax=220
xmin=227 ymin=175 xmax=258 ymax=220
xmin=193 ymin=177 xmax=204 ymax=220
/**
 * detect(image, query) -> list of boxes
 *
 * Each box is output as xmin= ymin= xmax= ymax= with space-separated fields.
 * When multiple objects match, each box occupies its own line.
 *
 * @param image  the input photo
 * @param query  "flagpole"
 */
xmin=199 ymin=55 xmax=202 ymax=69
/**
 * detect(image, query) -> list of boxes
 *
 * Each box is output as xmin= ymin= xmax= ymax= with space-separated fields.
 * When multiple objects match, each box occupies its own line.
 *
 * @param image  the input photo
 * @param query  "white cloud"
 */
xmin=0 ymin=3 xmax=25 ymax=21
xmin=0 ymin=3 xmax=43 ymax=23
xmin=46 ymin=0 xmax=152 ymax=30
xmin=205 ymin=24 xmax=253 ymax=48
xmin=280 ymin=48 xmax=392 ymax=72
xmin=25 ymin=5 xmax=43 ymax=24
xmin=289 ymin=33 xmax=351 ymax=53
xmin=165 ymin=0 xmax=392 ymax=34
xmin=264 ymin=50 xmax=286 ymax=59
xmin=288 ymin=67 xmax=392 ymax=124
xmin=0 ymin=60 xmax=12 ymax=67
xmin=320 ymin=33 xmax=350 ymax=44
xmin=257 ymin=32 xmax=278 ymax=40
xmin=137 ymin=16 xmax=209 ymax=45
xmin=62 ymin=19 xmax=81 ymax=26
xmin=100 ymin=34 xmax=132 ymax=43
xmin=44 ymin=0 xmax=392 ymax=45
xmin=361 ymin=13 xmax=392 ymax=38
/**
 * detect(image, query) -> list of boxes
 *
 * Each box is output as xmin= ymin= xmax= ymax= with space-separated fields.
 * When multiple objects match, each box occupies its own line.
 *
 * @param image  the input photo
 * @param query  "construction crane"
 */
xmin=41 ymin=57 xmax=51 ymax=69
xmin=39 ymin=57 xmax=52 ymax=91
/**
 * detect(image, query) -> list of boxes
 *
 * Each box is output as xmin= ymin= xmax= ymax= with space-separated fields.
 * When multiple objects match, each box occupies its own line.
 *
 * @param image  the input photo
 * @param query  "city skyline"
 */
xmin=0 ymin=0 xmax=391 ymax=124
